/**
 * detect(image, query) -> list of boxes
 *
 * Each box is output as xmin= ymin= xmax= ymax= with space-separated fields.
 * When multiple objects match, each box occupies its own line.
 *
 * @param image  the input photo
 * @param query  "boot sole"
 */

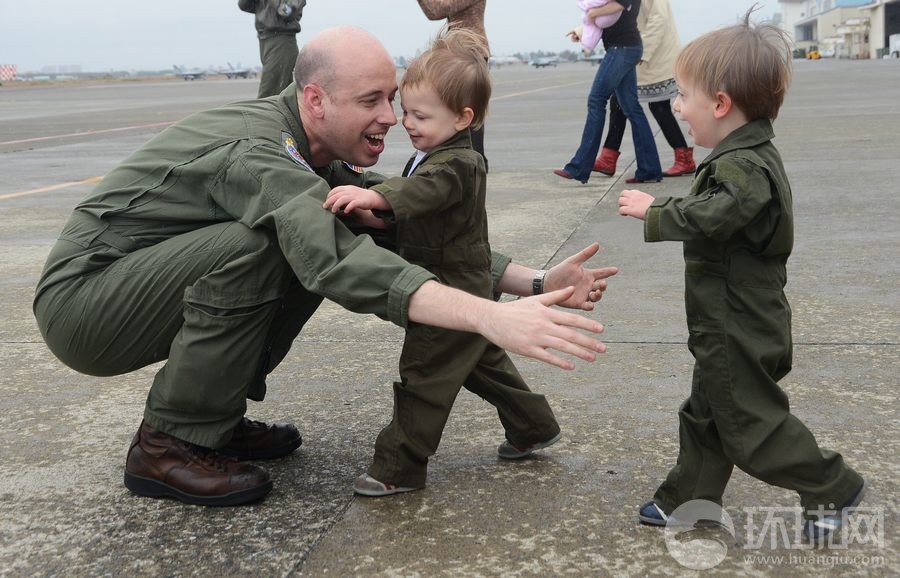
xmin=124 ymin=472 xmax=273 ymax=506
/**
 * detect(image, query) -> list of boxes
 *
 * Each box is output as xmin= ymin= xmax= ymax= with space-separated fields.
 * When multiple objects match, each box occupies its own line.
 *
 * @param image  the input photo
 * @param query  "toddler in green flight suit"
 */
xmin=618 ymin=10 xmax=864 ymax=544
xmin=324 ymin=29 xmax=562 ymax=496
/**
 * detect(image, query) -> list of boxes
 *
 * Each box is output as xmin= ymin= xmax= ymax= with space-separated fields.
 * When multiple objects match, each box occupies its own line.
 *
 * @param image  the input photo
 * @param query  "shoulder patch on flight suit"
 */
xmin=342 ymin=161 xmax=363 ymax=173
xmin=282 ymin=132 xmax=312 ymax=171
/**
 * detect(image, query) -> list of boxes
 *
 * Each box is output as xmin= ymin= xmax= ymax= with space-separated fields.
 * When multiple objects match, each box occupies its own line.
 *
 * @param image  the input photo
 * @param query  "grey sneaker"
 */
xmin=353 ymin=473 xmax=417 ymax=497
xmin=497 ymin=432 xmax=561 ymax=459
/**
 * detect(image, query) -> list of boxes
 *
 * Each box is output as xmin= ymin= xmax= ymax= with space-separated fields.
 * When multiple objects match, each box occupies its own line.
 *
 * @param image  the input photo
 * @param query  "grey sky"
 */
xmin=1 ymin=1 xmax=778 ymax=72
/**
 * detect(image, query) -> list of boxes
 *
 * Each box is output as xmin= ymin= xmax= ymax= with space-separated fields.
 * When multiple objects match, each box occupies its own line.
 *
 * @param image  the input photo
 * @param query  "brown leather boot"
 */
xmin=663 ymin=147 xmax=696 ymax=176
xmin=592 ymin=147 xmax=620 ymax=175
xmin=218 ymin=418 xmax=302 ymax=460
xmin=124 ymin=421 xmax=272 ymax=506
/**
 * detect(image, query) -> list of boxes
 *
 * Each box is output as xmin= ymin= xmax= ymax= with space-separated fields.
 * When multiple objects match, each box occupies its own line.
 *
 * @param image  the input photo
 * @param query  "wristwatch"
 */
xmin=532 ymin=269 xmax=548 ymax=295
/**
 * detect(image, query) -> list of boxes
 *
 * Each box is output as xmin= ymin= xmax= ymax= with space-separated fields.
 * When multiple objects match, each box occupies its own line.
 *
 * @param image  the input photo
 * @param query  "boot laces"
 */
xmin=234 ymin=417 xmax=269 ymax=437
xmin=183 ymin=441 xmax=238 ymax=472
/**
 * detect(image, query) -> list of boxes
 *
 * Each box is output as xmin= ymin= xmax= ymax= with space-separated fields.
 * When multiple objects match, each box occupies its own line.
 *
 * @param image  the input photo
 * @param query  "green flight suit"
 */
xmin=33 ymin=84 xmax=437 ymax=449
xmin=644 ymin=119 xmax=862 ymax=516
xmin=365 ymin=131 xmax=559 ymax=488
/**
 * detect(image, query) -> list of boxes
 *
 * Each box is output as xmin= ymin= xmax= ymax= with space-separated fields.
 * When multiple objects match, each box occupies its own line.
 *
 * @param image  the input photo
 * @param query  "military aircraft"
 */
xmin=173 ymin=65 xmax=208 ymax=81
xmin=221 ymin=62 xmax=256 ymax=79
xmin=531 ymin=57 xmax=559 ymax=68
xmin=580 ymin=52 xmax=605 ymax=65
xmin=488 ymin=55 xmax=522 ymax=68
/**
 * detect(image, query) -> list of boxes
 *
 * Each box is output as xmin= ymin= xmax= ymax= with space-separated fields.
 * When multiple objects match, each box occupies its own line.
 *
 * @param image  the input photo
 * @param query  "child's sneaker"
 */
xmin=638 ymin=501 xmax=669 ymax=526
xmin=497 ymin=432 xmax=561 ymax=459
xmin=638 ymin=500 xmax=727 ymax=528
xmin=353 ymin=473 xmax=417 ymax=497
xmin=804 ymin=480 xmax=866 ymax=544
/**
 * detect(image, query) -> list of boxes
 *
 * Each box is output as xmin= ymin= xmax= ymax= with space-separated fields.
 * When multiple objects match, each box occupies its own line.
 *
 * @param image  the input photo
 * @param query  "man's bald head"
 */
xmin=292 ymin=26 xmax=399 ymax=168
xmin=294 ymin=27 xmax=393 ymax=92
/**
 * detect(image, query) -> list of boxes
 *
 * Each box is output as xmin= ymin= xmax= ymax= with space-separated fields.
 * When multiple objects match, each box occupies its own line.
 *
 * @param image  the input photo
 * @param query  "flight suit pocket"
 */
xmin=687 ymin=328 xmax=731 ymax=400
xmin=58 ymin=211 xmax=107 ymax=249
xmin=400 ymin=322 xmax=438 ymax=369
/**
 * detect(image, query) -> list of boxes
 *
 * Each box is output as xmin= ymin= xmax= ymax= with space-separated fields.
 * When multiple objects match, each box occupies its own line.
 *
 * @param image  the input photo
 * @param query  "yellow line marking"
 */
xmin=0 ymin=176 xmax=103 ymax=201
xmin=0 ymin=121 xmax=176 ymax=146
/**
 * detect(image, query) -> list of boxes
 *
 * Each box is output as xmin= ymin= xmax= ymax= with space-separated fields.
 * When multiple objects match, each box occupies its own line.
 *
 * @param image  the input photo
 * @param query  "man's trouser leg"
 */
xmin=257 ymin=34 xmax=299 ymax=98
xmin=244 ymin=277 xmax=323 ymax=402
xmin=36 ymin=222 xmax=315 ymax=448
xmin=654 ymin=332 xmax=863 ymax=515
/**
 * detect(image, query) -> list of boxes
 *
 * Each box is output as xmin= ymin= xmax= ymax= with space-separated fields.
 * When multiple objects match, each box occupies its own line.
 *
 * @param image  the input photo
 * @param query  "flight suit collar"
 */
xmin=698 ymin=118 xmax=775 ymax=171
xmin=407 ymin=129 xmax=474 ymax=172
xmin=430 ymin=129 xmax=474 ymax=154
xmin=276 ymin=82 xmax=314 ymax=165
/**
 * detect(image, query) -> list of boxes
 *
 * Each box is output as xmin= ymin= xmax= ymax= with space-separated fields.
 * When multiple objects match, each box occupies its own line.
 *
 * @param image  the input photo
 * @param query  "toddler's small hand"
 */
xmin=618 ymin=189 xmax=654 ymax=220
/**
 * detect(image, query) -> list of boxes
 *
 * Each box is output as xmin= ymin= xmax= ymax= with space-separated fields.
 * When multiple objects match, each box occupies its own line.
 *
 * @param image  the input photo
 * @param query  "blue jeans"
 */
xmin=564 ymin=44 xmax=662 ymax=183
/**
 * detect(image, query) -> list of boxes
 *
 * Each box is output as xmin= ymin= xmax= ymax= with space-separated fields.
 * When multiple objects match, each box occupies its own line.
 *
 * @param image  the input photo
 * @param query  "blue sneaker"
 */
xmin=638 ymin=501 xmax=669 ymax=526
xmin=804 ymin=480 xmax=866 ymax=544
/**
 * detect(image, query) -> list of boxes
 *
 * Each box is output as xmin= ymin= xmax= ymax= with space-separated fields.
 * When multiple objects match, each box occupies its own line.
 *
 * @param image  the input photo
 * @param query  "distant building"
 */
xmin=39 ymin=65 xmax=83 ymax=74
xmin=858 ymin=0 xmax=900 ymax=57
xmin=779 ymin=0 xmax=900 ymax=58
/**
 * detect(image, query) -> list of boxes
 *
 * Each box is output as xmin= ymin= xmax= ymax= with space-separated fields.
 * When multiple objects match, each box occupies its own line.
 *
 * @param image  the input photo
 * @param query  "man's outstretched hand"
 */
xmin=479 ymin=286 xmax=606 ymax=370
xmin=545 ymin=243 xmax=619 ymax=311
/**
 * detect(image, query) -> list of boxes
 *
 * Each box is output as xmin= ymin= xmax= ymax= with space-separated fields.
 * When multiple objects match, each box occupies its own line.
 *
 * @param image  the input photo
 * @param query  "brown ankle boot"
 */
xmin=124 ymin=421 xmax=272 ymax=506
xmin=592 ymin=147 xmax=620 ymax=175
xmin=663 ymin=147 xmax=696 ymax=176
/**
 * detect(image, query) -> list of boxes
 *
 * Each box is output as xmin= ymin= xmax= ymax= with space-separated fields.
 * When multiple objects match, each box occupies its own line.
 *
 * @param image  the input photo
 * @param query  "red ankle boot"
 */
xmin=663 ymin=147 xmax=696 ymax=177
xmin=592 ymin=147 xmax=620 ymax=175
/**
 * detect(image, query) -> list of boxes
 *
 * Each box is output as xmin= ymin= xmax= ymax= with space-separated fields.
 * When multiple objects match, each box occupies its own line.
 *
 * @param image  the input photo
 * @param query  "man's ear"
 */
xmin=454 ymin=107 xmax=475 ymax=131
xmin=713 ymin=91 xmax=733 ymax=119
xmin=302 ymin=84 xmax=327 ymax=119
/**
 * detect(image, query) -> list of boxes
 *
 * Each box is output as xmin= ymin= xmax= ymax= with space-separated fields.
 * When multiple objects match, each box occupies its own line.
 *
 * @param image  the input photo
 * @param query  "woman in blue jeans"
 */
xmin=555 ymin=0 xmax=662 ymax=184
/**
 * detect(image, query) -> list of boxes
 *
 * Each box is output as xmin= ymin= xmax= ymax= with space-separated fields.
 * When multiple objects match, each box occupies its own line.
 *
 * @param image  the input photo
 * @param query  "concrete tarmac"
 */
xmin=0 ymin=61 xmax=897 ymax=576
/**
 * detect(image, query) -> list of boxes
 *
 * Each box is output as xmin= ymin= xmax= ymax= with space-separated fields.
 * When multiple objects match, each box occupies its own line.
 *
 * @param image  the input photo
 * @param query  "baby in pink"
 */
xmin=578 ymin=0 xmax=622 ymax=53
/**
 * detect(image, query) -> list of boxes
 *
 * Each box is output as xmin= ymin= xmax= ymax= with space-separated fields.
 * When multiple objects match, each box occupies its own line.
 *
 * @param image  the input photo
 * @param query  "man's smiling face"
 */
xmin=317 ymin=45 xmax=399 ymax=167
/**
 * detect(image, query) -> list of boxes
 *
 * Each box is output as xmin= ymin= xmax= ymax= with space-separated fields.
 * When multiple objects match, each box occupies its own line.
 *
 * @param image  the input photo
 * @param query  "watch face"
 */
xmin=533 ymin=270 xmax=547 ymax=295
